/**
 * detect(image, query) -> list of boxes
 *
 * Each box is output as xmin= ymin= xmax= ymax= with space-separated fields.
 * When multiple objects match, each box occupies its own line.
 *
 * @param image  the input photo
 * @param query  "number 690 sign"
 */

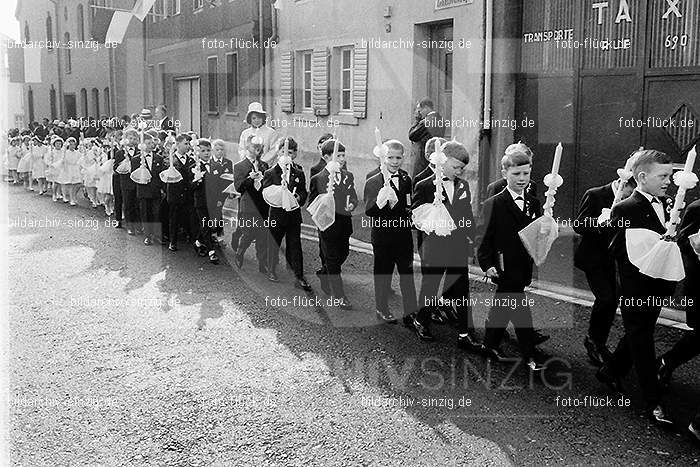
xmin=665 ymin=34 xmax=688 ymax=49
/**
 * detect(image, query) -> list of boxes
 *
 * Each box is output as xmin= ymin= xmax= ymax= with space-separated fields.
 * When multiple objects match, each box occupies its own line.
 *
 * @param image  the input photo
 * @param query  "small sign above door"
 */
xmin=435 ymin=0 xmax=472 ymax=11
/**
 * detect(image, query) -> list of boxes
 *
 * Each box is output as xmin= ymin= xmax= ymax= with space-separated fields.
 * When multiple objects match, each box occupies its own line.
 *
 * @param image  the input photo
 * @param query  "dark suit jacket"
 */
xmin=413 ymin=175 xmax=475 ymax=268
xmin=608 ymin=190 xmax=676 ymax=296
xmin=115 ymin=147 xmax=139 ymax=192
xmin=234 ymin=157 xmax=269 ymax=218
xmin=412 ymin=165 xmax=434 ymax=191
xmin=486 ymin=178 xmax=538 ymax=200
xmin=408 ymin=111 xmax=445 ymax=176
xmin=209 ymin=156 xmax=234 ymax=204
xmin=191 ymin=162 xmax=220 ymax=214
xmin=262 ymin=163 xmax=308 ymax=226
xmin=159 ymin=117 xmax=175 ymax=132
xmin=164 ymin=152 xmax=194 ymax=204
xmin=677 ymin=199 xmax=700 ymax=323
xmin=131 ymin=153 xmax=165 ymax=199
xmin=478 ymin=189 xmax=542 ymax=288
xmin=573 ymin=183 xmax=615 ymax=272
xmin=365 ymin=165 xmax=381 ymax=181
xmin=309 ymin=158 xmax=327 ymax=181
xmin=364 ymin=169 xmax=413 ymax=246
xmin=309 ymin=168 xmax=358 ymax=238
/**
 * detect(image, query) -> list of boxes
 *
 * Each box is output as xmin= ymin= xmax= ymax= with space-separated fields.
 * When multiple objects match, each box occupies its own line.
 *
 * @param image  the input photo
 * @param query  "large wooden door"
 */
xmin=428 ymin=22 xmax=453 ymax=137
xmin=175 ymin=77 xmax=201 ymax=134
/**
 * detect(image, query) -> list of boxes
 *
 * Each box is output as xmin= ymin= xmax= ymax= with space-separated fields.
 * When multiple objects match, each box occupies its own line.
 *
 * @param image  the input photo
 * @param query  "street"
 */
xmin=5 ymin=183 xmax=700 ymax=466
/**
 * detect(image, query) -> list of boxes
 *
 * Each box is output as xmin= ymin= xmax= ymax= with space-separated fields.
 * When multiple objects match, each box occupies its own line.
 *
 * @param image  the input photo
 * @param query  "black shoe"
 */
xmin=533 ymin=329 xmax=550 ymax=346
xmin=234 ymin=253 xmax=244 ymax=269
xmin=338 ymin=297 xmax=353 ymax=311
xmin=208 ymin=252 xmax=219 ymax=265
xmin=115 ymin=221 xmax=122 ymax=229
xmin=584 ymin=335 xmax=606 ymax=367
xmin=439 ymin=304 xmax=459 ymax=323
xmin=526 ymin=357 xmax=546 ymax=372
xmin=647 ymin=404 xmax=674 ymax=429
xmin=657 ymin=356 xmax=674 ymax=392
xmin=127 ymin=229 xmax=135 ymax=236
xmin=376 ymin=309 xmax=397 ymax=324
xmin=168 ymin=243 xmax=178 ymax=252
xmin=411 ymin=318 xmax=434 ymax=341
xmin=403 ymin=316 xmax=415 ymax=329
xmin=688 ymin=422 xmax=700 ymax=443
xmin=595 ymin=365 xmax=625 ymax=395
xmin=457 ymin=333 xmax=485 ymax=353
xmin=143 ymin=237 xmax=153 ymax=246
xmin=267 ymin=270 xmax=279 ymax=282
xmin=484 ymin=346 xmax=508 ymax=363
xmin=430 ymin=309 xmax=447 ymax=324
xmin=294 ymin=277 xmax=312 ymax=292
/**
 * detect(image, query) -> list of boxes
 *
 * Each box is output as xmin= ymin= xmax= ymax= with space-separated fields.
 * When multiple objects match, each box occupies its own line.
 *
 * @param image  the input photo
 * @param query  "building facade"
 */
xmin=14 ymin=0 xmax=145 ymax=124
xmin=144 ymin=0 xmax=273 ymax=141
xmin=272 ymin=0 xmax=487 ymax=199
xmin=1 ymin=35 xmax=26 ymax=131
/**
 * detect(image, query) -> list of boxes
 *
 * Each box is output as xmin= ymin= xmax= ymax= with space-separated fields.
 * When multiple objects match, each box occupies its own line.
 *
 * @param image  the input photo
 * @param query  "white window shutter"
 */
xmin=280 ymin=51 xmax=294 ymax=113
xmin=352 ymin=46 xmax=368 ymax=119
xmin=312 ymin=48 xmax=329 ymax=116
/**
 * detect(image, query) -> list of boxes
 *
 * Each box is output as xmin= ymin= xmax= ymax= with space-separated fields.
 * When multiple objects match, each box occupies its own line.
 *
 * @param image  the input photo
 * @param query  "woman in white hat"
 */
xmin=238 ymin=102 xmax=278 ymax=164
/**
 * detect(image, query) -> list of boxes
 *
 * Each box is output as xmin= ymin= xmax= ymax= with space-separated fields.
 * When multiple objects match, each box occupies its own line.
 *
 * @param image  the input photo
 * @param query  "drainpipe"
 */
xmin=258 ymin=0 xmax=264 ymax=103
xmin=266 ymin=1 xmax=277 ymax=119
xmin=479 ymin=0 xmax=493 ymax=203
xmin=49 ymin=0 xmax=64 ymax=118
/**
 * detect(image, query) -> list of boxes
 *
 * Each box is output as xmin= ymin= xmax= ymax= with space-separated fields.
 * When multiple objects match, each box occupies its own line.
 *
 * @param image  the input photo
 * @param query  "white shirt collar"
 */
xmin=635 ymin=188 xmax=656 ymax=203
xmin=506 ymin=186 xmax=525 ymax=201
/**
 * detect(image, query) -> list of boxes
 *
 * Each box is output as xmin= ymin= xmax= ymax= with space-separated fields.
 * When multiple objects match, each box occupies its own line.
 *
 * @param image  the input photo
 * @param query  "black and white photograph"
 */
xmin=1 ymin=0 xmax=700 ymax=465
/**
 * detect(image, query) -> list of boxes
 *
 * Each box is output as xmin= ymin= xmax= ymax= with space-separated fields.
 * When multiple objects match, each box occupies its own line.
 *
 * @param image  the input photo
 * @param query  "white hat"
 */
xmin=69 ymin=119 xmax=78 ymax=127
xmin=245 ymin=102 xmax=267 ymax=124
xmin=140 ymin=108 xmax=153 ymax=120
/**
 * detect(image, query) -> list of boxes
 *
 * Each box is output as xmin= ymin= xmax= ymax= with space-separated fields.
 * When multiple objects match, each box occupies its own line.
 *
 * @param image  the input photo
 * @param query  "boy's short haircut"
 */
xmin=175 ymin=133 xmax=191 ymax=143
xmin=424 ymin=136 xmax=446 ymax=160
xmin=246 ymin=134 xmax=264 ymax=147
xmin=317 ymin=133 xmax=334 ymax=147
xmin=418 ymin=98 xmax=434 ymax=109
xmin=505 ymin=142 xmax=534 ymax=159
xmin=501 ymin=151 xmax=532 ymax=171
xmin=278 ymin=137 xmax=298 ymax=151
xmin=142 ymin=132 xmax=154 ymax=142
xmin=212 ymin=138 xmax=226 ymax=148
xmin=124 ymin=128 xmax=139 ymax=138
xmin=321 ymin=139 xmax=345 ymax=156
xmin=443 ymin=141 xmax=469 ymax=165
xmin=632 ymin=149 xmax=672 ymax=177
xmin=384 ymin=139 xmax=404 ymax=154
xmin=197 ymin=138 xmax=212 ymax=148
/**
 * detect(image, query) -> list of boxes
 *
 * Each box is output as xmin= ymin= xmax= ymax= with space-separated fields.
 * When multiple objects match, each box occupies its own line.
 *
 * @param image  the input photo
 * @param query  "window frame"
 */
xmin=207 ymin=55 xmax=219 ymax=114
xmin=64 ymin=32 xmax=72 ymax=73
xmin=225 ymin=52 xmax=239 ymax=114
xmin=301 ymin=51 xmax=313 ymax=111
xmin=339 ymin=46 xmax=354 ymax=114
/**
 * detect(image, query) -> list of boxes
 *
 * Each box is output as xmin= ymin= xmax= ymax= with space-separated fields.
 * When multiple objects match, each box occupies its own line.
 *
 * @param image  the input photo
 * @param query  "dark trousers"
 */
xmin=168 ymin=201 xmax=194 ymax=246
xmin=268 ymin=219 xmax=303 ymax=278
xmin=418 ymin=265 xmax=473 ymax=334
xmin=483 ymin=284 xmax=536 ymax=358
xmin=211 ymin=203 xmax=224 ymax=236
xmin=236 ymin=214 xmax=268 ymax=267
xmin=662 ymin=287 xmax=700 ymax=369
xmin=373 ymin=240 xmax=417 ymax=318
xmin=319 ymin=232 xmax=350 ymax=298
xmin=138 ymin=198 xmax=161 ymax=239
xmin=585 ymin=266 xmax=618 ymax=345
xmin=316 ymin=229 xmax=327 ymax=273
xmin=122 ymin=188 xmax=139 ymax=227
xmin=161 ymin=199 xmax=170 ymax=240
xmin=195 ymin=204 xmax=213 ymax=252
xmin=112 ymin=176 xmax=123 ymax=222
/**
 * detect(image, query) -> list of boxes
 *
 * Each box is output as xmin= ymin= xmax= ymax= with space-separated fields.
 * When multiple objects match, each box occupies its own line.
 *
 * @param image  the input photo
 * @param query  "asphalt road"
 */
xmin=4 ymin=183 xmax=700 ymax=466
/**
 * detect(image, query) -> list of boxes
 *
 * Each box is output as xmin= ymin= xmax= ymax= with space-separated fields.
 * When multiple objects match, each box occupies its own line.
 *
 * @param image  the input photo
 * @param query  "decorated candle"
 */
xmin=551 ymin=142 xmax=563 ymax=176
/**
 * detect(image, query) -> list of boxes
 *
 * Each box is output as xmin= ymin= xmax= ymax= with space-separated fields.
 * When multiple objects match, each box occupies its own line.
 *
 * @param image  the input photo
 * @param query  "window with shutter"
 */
xmin=312 ymin=48 xmax=329 ymax=116
xmin=280 ymin=51 xmax=294 ymax=113
xmin=352 ymin=46 xmax=368 ymax=119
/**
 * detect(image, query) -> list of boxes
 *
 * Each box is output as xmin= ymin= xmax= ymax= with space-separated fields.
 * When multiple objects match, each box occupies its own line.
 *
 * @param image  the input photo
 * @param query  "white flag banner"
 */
xmin=105 ymin=11 xmax=133 ymax=44
xmin=23 ymin=47 xmax=41 ymax=83
xmin=131 ymin=0 xmax=158 ymax=21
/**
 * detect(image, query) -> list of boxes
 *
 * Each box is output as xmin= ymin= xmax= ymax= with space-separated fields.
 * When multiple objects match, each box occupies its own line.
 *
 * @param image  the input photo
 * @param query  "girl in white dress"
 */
xmin=31 ymin=139 xmax=48 ymax=195
xmin=57 ymin=137 xmax=82 ymax=205
xmin=47 ymin=136 xmax=65 ymax=201
xmin=16 ymin=136 xmax=33 ymax=190
xmin=96 ymin=142 xmax=114 ymax=216
xmin=80 ymin=140 xmax=100 ymax=207
xmin=6 ymin=137 xmax=21 ymax=184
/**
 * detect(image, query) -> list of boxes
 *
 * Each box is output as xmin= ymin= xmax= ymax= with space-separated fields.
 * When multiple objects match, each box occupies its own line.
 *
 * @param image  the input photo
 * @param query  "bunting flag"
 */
xmin=105 ymin=11 xmax=134 ymax=45
xmin=131 ymin=0 xmax=158 ymax=21
xmin=23 ymin=47 xmax=41 ymax=83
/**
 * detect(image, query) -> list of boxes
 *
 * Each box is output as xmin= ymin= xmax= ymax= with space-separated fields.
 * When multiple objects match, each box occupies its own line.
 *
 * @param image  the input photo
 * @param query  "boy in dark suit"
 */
xmin=233 ymin=134 xmax=269 ymax=272
xmin=131 ymin=133 xmax=165 ymax=245
xmin=478 ymin=149 xmax=545 ymax=372
xmin=262 ymin=137 xmax=310 ymax=290
xmin=485 ymin=142 xmax=538 ymax=200
xmin=364 ymin=140 xmax=417 ymax=323
xmin=210 ymin=139 xmax=234 ymax=243
xmin=656 ymin=197 xmax=700 ymax=392
xmin=411 ymin=141 xmax=480 ymax=350
xmin=308 ymin=139 xmax=358 ymax=310
xmin=190 ymin=138 xmax=220 ymax=264
xmin=310 ymin=133 xmax=334 ymax=179
xmin=597 ymin=150 xmax=679 ymax=428
xmin=574 ymin=175 xmax=636 ymax=365
xmin=164 ymin=134 xmax=195 ymax=252
xmin=412 ymin=137 xmax=445 ymax=191
xmin=115 ymin=129 xmax=141 ymax=235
